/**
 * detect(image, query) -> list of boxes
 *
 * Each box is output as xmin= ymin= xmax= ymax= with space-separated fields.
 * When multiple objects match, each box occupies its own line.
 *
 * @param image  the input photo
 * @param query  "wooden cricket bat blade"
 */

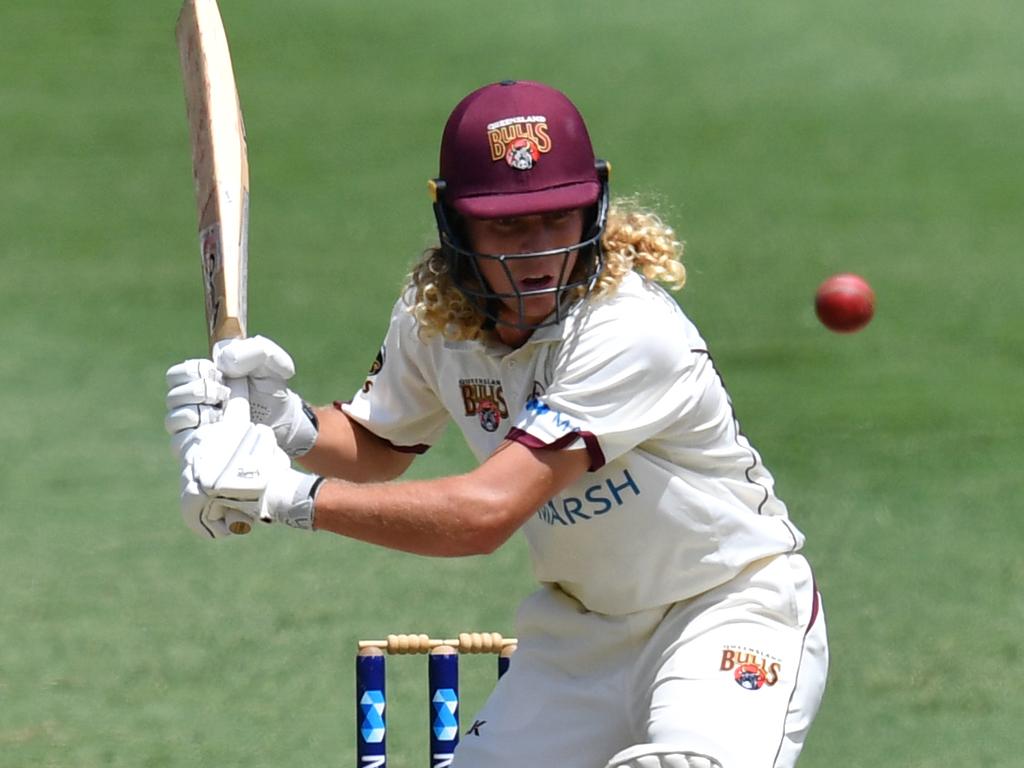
xmin=177 ymin=0 xmax=253 ymax=536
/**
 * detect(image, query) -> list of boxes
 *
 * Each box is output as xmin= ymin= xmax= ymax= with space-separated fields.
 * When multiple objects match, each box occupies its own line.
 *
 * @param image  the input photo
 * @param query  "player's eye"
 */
xmin=543 ymin=209 xmax=581 ymax=229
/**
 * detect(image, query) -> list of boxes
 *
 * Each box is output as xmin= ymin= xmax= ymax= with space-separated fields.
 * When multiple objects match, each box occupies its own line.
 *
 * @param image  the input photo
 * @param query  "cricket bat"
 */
xmin=177 ymin=0 xmax=252 ymax=535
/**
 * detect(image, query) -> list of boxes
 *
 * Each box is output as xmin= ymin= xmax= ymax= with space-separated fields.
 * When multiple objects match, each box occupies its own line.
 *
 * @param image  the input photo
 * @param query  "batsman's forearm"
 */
xmin=299 ymin=405 xmax=414 ymax=482
xmin=310 ymin=474 xmax=521 ymax=557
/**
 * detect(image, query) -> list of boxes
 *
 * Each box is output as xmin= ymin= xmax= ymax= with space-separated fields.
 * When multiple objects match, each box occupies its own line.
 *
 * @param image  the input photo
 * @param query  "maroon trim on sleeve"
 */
xmin=505 ymin=427 xmax=607 ymax=472
xmin=389 ymin=443 xmax=431 ymax=455
xmin=332 ymin=401 xmax=431 ymax=455
xmin=806 ymin=577 xmax=821 ymax=635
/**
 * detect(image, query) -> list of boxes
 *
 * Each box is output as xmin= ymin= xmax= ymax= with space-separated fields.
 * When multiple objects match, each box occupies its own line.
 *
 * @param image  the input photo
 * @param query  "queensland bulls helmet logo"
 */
xmin=506 ymin=138 xmax=540 ymax=170
xmin=488 ymin=116 xmax=552 ymax=172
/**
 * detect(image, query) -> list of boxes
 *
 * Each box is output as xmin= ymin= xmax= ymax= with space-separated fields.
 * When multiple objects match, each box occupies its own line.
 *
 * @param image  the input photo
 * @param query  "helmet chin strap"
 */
xmin=430 ymin=162 xmax=610 ymax=332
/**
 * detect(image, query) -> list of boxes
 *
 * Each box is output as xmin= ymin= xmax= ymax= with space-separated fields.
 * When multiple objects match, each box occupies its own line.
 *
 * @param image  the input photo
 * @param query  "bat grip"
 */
xmin=222 ymin=376 xmax=253 ymax=535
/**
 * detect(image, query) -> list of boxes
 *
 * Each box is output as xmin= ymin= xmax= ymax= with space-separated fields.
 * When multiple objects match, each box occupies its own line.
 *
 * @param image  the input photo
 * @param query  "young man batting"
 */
xmin=166 ymin=80 xmax=829 ymax=767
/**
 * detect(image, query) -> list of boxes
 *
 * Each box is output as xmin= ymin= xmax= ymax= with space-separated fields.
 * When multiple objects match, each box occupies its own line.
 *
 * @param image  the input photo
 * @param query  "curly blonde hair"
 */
xmin=406 ymin=198 xmax=686 ymax=341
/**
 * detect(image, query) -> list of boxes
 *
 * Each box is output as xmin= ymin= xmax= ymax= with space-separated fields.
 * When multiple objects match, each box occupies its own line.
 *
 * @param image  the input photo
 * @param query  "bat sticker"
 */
xmin=200 ymin=223 xmax=224 ymax=336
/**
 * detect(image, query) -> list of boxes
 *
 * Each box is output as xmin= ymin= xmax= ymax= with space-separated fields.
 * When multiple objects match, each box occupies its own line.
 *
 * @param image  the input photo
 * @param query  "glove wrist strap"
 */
xmin=280 ymin=393 xmax=320 ymax=458
xmin=276 ymin=471 xmax=324 ymax=531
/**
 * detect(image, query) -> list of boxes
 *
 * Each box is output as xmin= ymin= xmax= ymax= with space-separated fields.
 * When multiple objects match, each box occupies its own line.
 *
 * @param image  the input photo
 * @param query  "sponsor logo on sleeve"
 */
xmin=525 ymin=394 xmax=578 ymax=434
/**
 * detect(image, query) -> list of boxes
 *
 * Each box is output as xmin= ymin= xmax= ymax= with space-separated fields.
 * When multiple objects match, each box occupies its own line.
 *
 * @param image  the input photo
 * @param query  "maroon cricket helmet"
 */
xmin=437 ymin=80 xmax=602 ymax=219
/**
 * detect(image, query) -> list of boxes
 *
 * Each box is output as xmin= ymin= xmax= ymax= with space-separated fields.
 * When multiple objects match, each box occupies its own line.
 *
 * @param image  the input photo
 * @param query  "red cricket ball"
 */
xmin=815 ymin=273 xmax=875 ymax=333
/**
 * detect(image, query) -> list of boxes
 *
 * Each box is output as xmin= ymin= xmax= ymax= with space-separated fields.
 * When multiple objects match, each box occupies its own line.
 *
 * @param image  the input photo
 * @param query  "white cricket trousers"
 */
xmin=451 ymin=553 xmax=828 ymax=767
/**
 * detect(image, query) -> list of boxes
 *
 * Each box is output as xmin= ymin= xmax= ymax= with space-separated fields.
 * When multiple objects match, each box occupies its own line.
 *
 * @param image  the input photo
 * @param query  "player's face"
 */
xmin=463 ymin=208 xmax=586 ymax=328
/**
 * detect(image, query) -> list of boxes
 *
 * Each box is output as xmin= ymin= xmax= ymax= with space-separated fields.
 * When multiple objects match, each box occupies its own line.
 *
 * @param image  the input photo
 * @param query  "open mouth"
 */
xmin=518 ymin=275 xmax=555 ymax=292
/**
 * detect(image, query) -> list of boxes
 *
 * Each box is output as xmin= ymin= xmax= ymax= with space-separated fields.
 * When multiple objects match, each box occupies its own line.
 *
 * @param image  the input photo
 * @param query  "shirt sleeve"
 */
xmin=508 ymin=290 xmax=707 ymax=470
xmin=341 ymin=297 xmax=449 ymax=452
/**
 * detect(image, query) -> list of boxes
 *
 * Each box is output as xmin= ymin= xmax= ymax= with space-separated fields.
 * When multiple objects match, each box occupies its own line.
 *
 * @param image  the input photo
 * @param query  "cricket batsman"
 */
xmin=165 ymin=80 xmax=829 ymax=767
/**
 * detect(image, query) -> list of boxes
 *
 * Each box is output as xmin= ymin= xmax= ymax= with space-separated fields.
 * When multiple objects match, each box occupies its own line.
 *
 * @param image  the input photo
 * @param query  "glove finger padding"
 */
xmin=179 ymin=455 xmax=233 ymax=539
xmin=166 ymin=358 xmax=224 ymax=389
xmin=165 ymin=360 xmax=231 ymax=444
xmin=213 ymin=336 xmax=295 ymax=380
xmin=165 ymin=402 xmax=223 ymax=437
xmin=170 ymin=427 xmax=200 ymax=462
xmin=166 ymin=377 xmax=231 ymax=411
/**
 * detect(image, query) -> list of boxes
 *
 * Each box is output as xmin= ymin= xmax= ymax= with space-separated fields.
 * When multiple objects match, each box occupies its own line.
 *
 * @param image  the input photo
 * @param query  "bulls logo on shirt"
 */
xmin=478 ymin=401 xmax=502 ymax=432
xmin=459 ymin=378 xmax=508 ymax=432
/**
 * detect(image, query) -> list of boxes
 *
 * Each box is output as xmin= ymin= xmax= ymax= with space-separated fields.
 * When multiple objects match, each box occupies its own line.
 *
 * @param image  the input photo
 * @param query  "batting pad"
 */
xmin=604 ymin=744 xmax=722 ymax=768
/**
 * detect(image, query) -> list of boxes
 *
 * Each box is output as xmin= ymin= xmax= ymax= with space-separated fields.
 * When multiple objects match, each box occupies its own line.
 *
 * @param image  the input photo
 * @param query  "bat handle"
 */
xmin=222 ymin=376 xmax=253 ymax=535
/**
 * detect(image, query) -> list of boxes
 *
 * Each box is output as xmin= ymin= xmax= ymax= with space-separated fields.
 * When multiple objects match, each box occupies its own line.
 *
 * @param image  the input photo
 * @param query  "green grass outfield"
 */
xmin=2 ymin=0 xmax=1022 ymax=765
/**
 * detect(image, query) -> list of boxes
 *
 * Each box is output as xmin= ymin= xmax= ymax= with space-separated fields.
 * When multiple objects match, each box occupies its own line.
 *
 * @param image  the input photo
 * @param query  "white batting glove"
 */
xmin=180 ymin=420 xmax=324 ymax=539
xmin=165 ymin=359 xmax=231 ymax=458
xmin=164 ymin=335 xmax=319 ymax=458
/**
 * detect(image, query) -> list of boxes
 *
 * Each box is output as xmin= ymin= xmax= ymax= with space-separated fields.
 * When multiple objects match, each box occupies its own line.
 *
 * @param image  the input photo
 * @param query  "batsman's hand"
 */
xmin=165 ymin=359 xmax=230 ymax=458
xmin=164 ymin=335 xmax=319 ymax=458
xmin=180 ymin=420 xmax=324 ymax=539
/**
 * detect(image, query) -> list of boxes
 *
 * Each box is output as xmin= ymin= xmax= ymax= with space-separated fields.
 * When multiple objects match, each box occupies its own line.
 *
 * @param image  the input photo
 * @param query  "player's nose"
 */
xmin=515 ymin=218 xmax=561 ymax=255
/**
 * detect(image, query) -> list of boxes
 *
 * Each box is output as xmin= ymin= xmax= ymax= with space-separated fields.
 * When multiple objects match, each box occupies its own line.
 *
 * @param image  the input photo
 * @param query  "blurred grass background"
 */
xmin=1 ymin=0 xmax=1021 ymax=765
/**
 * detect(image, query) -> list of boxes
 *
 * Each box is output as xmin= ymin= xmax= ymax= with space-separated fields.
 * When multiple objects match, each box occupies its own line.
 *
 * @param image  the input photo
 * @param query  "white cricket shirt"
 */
xmin=343 ymin=271 xmax=804 ymax=615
